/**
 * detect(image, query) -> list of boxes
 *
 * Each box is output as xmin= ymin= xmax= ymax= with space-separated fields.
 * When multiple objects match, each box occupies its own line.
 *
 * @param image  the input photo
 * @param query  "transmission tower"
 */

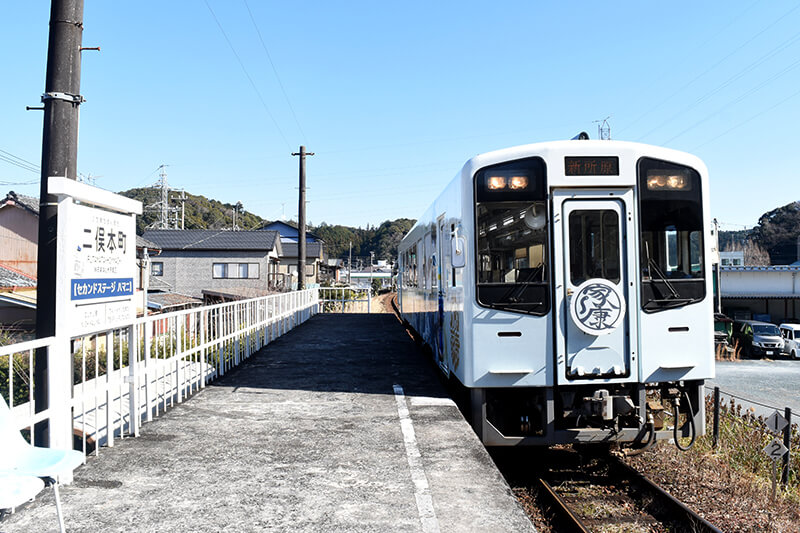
xmin=144 ymin=165 xmax=181 ymax=229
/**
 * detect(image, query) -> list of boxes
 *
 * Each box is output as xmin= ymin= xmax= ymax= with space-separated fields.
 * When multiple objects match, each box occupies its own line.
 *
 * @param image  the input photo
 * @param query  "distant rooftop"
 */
xmin=260 ymin=221 xmax=321 ymax=243
xmin=1 ymin=191 xmax=39 ymax=215
xmin=0 ymin=263 xmax=36 ymax=289
xmin=280 ymin=241 xmax=324 ymax=259
xmin=142 ymin=229 xmax=281 ymax=252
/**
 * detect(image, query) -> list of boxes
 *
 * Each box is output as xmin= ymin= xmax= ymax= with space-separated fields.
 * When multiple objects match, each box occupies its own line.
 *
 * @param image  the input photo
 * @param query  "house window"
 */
xmin=151 ymin=262 xmax=164 ymax=276
xmin=213 ymin=263 xmax=227 ymax=278
xmin=212 ymin=263 xmax=260 ymax=279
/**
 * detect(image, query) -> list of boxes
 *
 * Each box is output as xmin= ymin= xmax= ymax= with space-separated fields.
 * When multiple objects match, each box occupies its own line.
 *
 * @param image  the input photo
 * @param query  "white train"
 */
xmin=397 ymin=138 xmax=714 ymax=447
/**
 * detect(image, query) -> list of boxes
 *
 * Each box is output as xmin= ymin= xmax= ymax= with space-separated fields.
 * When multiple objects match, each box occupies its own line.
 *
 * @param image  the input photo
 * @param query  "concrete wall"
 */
xmin=720 ymin=267 xmax=800 ymax=322
xmin=720 ymin=268 xmax=800 ymax=297
xmin=151 ymin=250 xmax=277 ymax=298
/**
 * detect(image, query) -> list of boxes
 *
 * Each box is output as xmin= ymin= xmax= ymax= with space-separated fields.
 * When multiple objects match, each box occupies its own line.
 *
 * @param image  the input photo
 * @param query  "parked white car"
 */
xmin=779 ymin=323 xmax=800 ymax=359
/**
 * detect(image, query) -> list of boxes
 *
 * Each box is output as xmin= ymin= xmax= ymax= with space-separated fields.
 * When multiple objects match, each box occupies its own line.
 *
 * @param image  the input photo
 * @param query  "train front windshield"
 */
xmin=475 ymin=157 xmax=549 ymax=315
xmin=638 ymin=157 xmax=705 ymax=311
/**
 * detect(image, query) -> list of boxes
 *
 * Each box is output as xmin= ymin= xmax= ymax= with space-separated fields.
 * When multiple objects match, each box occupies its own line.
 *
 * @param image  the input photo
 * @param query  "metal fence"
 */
xmin=706 ymin=385 xmax=798 ymax=491
xmin=317 ymin=286 xmax=373 ymax=314
xmin=1 ymin=288 xmax=319 ymax=455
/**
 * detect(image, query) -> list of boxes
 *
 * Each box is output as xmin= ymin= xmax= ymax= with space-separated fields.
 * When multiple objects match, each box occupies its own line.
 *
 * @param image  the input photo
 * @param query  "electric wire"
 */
xmin=664 ymin=54 xmax=800 ymax=145
xmin=0 ymin=150 xmax=40 ymax=174
xmin=0 ymin=179 xmax=38 ymax=186
xmin=617 ymin=0 xmax=764 ymax=136
xmin=645 ymin=29 xmax=800 ymax=143
xmin=203 ymin=0 xmax=292 ymax=151
xmin=630 ymin=1 xmax=800 ymax=141
xmin=242 ymin=0 xmax=307 ymax=144
xmin=690 ymin=84 xmax=800 ymax=150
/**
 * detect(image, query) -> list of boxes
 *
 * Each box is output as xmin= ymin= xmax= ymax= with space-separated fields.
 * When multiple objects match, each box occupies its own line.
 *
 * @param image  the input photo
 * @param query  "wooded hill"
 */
xmin=119 ymin=188 xmax=415 ymax=263
xmin=719 ymin=201 xmax=800 ymax=265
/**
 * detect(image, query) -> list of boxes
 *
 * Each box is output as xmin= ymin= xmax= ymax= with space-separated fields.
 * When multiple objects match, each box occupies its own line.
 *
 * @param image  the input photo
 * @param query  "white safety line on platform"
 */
xmin=393 ymin=383 xmax=441 ymax=533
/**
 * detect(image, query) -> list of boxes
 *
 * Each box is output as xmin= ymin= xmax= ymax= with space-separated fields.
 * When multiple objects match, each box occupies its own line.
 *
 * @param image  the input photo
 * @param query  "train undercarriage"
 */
xmin=461 ymin=380 xmax=706 ymax=449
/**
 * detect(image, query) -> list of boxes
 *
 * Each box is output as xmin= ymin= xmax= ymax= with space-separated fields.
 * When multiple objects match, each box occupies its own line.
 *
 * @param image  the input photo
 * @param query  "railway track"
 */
xmin=495 ymin=448 xmax=723 ymax=533
xmin=390 ymin=294 xmax=721 ymax=532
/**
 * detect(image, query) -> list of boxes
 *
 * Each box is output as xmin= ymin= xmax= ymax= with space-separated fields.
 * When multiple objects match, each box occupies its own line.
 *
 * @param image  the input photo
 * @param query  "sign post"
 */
xmin=763 ymin=410 xmax=790 ymax=501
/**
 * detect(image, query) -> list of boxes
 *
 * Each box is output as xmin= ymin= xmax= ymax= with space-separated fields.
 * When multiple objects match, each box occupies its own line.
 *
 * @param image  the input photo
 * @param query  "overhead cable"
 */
xmin=243 ymin=0 xmax=308 ymax=144
xmin=203 ymin=0 xmax=292 ymax=150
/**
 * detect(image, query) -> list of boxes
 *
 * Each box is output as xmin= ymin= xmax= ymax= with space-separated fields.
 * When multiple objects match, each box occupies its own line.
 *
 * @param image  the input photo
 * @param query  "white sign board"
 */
xmin=53 ymin=178 xmax=141 ymax=336
xmin=763 ymin=438 xmax=789 ymax=461
xmin=766 ymin=411 xmax=788 ymax=434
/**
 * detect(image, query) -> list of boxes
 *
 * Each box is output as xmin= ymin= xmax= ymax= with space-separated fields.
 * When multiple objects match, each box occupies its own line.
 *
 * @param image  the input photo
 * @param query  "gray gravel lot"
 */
xmin=710 ymin=359 xmax=800 ymax=416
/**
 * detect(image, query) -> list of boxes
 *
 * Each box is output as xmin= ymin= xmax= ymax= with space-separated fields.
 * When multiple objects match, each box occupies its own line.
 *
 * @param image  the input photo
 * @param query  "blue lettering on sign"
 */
xmin=71 ymin=278 xmax=134 ymax=300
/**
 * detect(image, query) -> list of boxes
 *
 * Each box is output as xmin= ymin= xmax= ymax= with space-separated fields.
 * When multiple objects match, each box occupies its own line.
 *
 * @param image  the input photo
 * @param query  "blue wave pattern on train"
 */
xmin=398 ymin=138 xmax=714 ymax=448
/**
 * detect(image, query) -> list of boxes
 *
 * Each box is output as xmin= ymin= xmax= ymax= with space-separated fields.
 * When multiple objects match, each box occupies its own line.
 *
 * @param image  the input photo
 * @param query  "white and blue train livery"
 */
xmin=397 ymin=138 xmax=714 ymax=447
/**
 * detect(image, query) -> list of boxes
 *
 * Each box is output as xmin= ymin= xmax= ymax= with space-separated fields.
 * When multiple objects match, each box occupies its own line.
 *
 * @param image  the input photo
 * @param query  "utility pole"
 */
xmin=35 ymin=0 xmax=85 ymax=445
xmin=292 ymin=146 xmax=314 ymax=290
xmin=232 ymin=201 xmax=243 ymax=231
xmin=348 ymin=241 xmax=352 ymax=285
xmin=171 ymin=188 xmax=187 ymax=229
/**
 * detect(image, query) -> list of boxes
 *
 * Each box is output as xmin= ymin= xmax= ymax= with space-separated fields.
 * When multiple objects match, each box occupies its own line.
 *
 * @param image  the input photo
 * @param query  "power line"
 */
xmin=0 ymin=149 xmax=40 ymax=174
xmin=616 ymin=0 xmax=764 ymax=136
xmin=664 ymin=54 xmax=800 ymax=145
xmin=628 ymin=1 xmax=800 ymax=141
xmin=203 ymin=0 xmax=292 ymax=150
xmin=643 ymin=27 xmax=800 ymax=143
xmin=243 ymin=0 xmax=307 ymax=144
xmin=691 ymin=84 xmax=800 ymax=151
xmin=0 ymin=179 xmax=38 ymax=186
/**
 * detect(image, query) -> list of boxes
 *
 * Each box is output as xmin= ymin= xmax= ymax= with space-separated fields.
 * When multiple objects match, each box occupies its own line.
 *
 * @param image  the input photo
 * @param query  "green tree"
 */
xmin=751 ymin=201 xmax=800 ymax=265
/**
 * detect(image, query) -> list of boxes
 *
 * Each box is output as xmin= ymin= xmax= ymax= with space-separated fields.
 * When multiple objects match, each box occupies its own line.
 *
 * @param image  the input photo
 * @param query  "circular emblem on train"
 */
xmin=569 ymin=278 xmax=626 ymax=336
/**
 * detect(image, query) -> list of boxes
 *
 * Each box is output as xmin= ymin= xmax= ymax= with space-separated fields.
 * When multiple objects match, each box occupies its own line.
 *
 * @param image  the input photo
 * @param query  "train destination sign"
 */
xmin=565 ymin=156 xmax=620 ymax=176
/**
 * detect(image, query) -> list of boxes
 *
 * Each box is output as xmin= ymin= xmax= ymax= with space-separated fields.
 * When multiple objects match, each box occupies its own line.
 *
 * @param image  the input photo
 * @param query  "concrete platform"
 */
xmin=3 ymin=313 xmax=534 ymax=532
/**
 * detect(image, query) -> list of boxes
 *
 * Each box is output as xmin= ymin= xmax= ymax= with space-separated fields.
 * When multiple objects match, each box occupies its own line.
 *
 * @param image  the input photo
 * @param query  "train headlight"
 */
xmin=646 ymin=171 xmax=691 ymax=190
xmin=487 ymin=176 xmax=507 ymax=190
xmin=509 ymin=176 xmax=528 ymax=190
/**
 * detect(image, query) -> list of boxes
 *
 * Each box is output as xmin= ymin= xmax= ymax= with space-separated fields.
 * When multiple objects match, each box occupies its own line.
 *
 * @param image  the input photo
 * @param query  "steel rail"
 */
xmin=537 ymin=478 xmax=591 ymax=533
xmin=536 ymin=452 xmax=724 ymax=533
xmin=610 ymin=456 xmax=725 ymax=533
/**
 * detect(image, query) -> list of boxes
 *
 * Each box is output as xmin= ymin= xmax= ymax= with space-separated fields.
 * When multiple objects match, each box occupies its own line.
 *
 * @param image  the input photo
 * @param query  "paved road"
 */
xmin=709 ymin=359 xmax=800 ymax=416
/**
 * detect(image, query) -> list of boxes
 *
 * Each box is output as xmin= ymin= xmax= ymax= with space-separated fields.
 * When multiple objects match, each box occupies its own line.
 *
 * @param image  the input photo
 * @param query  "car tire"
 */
xmin=793 ymin=350 xmax=798 ymax=360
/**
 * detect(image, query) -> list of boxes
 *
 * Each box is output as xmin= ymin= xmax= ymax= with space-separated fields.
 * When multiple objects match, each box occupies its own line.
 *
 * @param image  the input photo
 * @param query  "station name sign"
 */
xmin=52 ymin=177 xmax=142 ymax=337
xmin=565 ymin=156 xmax=620 ymax=176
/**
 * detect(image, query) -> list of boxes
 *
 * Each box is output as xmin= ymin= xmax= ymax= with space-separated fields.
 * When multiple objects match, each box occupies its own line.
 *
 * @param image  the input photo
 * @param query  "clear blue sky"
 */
xmin=3 ymin=1 xmax=800 ymax=230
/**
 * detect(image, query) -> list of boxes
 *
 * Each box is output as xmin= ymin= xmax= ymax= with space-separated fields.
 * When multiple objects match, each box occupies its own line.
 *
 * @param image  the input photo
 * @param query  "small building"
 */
xmin=720 ymin=265 xmax=800 ymax=322
xmin=277 ymin=241 xmax=325 ymax=289
xmin=0 ymin=191 xmax=39 ymax=278
xmin=260 ymin=220 xmax=321 ymax=243
xmin=0 ymin=264 xmax=37 ymax=336
xmin=141 ymin=229 xmax=283 ymax=299
xmin=719 ymin=251 xmax=744 ymax=267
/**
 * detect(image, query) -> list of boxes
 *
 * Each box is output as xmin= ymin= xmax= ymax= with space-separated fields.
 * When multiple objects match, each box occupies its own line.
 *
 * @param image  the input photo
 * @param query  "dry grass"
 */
xmin=625 ymin=395 xmax=800 ymax=533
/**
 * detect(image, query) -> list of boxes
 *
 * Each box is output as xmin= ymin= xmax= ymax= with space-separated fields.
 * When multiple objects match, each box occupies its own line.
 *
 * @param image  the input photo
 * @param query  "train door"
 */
xmin=552 ymin=189 xmax=637 ymax=383
xmin=436 ymin=215 xmax=449 ymax=374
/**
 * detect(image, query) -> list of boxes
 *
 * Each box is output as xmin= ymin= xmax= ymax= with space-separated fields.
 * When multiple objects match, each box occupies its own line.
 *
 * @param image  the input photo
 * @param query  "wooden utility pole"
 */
xmin=35 ymin=0 xmax=85 ymax=445
xmin=292 ymin=146 xmax=314 ymax=290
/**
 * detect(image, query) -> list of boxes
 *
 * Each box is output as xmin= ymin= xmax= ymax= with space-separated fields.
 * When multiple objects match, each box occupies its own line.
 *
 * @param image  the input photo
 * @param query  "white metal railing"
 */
xmin=318 ymin=286 xmax=372 ymax=314
xmin=0 ymin=288 xmax=319 ymax=455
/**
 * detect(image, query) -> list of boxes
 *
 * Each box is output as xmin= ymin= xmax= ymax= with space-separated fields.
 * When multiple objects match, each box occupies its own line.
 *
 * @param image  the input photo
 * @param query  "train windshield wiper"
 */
xmin=643 ymin=259 xmax=695 ymax=308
